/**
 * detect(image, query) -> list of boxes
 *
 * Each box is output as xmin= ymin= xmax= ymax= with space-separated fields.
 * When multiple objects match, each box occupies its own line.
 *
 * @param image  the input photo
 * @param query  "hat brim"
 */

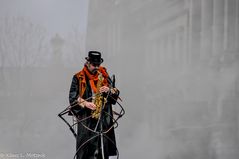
xmin=85 ymin=57 xmax=104 ymax=64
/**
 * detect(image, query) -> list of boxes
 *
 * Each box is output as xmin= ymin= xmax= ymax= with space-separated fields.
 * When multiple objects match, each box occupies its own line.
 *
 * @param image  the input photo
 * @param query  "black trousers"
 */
xmin=77 ymin=137 xmax=109 ymax=159
xmin=81 ymin=148 xmax=109 ymax=159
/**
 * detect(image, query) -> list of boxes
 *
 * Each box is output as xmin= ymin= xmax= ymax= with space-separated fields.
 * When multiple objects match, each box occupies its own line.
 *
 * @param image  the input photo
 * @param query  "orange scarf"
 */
xmin=76 ymin=65 xmax=109 ymax=97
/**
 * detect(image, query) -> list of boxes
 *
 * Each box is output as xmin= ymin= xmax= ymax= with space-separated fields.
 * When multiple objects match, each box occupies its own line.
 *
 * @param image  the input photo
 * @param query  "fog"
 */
xmin=0 ymin=0 xmax=239 ymax=159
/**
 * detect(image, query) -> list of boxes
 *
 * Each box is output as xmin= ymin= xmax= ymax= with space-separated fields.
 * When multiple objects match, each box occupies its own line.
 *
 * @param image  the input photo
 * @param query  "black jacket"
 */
xmin=69 ymin=74 xmax=119 ymax=159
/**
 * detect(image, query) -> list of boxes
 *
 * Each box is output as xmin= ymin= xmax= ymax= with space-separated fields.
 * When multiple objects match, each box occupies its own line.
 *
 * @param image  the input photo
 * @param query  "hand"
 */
xmin=99 ymin=86 xmax=109 ymax=93
xmin=110 ymin=88 xmax=118 ymax=94
xmin=77 ymin=97 xmax=96 ymax=110
xmin=84 ymin=101 xmax=96 ymax=110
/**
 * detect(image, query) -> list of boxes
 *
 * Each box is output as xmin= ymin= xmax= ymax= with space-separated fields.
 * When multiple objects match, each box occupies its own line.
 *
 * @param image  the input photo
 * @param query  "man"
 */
xmin=69 ymin=51 xmax=119 ymax=159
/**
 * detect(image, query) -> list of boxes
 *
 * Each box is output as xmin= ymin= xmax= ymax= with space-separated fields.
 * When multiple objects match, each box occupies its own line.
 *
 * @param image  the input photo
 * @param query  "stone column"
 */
xmin=168 ymin=34 xmax=173 ymax=66
xmin=237 ymin=0 xmax=239 ymax=50
xmin=201 ymin=0 xmax=213 ymax=65
xmin=224 ymin=0 xmax=237 ymax=51
xmin=175 ymin=30 xmax=180 ymax=67
xmin=189 ymin=0 xmax=202 ymax=66
xmin=171 ymin=32 xmax=176 ymax=66
xmin=162 ymin=37 xmax=167 ymax=66
xmin=159 ymin=38 xmax=164 ymax=67
xmin=212 ymin=0 xmax=225 ymax=60
xmin=165 ymin=35 xmax=170 ymax=66
xmin=181 ymin=26 xmax=188 ymax=69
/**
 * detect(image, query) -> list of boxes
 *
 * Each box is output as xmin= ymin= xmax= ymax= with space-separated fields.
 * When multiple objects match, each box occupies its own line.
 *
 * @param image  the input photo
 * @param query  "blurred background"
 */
xmin=0 ymin=0 xmax=239 ymax=159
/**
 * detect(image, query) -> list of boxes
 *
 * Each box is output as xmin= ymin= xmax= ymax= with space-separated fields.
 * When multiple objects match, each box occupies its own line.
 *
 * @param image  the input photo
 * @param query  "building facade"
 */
xmin=86 ymin=0 xmax=239 ymax=158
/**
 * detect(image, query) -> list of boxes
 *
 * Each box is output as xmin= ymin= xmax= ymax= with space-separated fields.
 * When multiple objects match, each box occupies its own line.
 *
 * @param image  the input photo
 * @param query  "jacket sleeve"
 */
xmin=69 ymin=75 xmax=79 ymax=105
xmin=108 ymin=89 xmax=120 ymax=105
xmin=68 ymin=75 xmax=83 ymax=115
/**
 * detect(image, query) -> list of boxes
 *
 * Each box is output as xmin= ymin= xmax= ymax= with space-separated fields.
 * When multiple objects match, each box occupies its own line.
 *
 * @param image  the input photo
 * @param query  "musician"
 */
xmin=69 ymin=51 xmax=119 ymax=159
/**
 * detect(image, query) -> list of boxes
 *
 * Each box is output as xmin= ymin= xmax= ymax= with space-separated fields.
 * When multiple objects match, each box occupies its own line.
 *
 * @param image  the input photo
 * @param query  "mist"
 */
xmin=0 ymin=0 xmax=239 ymax=159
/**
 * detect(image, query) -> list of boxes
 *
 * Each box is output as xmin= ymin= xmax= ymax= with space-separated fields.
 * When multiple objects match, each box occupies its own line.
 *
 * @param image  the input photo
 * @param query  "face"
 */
xmin=87 ymin=62 xmax=100 ymax=74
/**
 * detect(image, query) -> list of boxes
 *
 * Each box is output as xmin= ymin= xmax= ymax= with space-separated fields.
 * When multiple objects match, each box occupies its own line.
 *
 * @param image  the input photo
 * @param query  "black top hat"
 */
xmin=85 ymin=51 xmax=104 ymax=64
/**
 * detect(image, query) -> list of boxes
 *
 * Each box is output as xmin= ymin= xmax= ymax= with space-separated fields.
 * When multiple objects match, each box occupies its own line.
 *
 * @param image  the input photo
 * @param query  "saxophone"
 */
xmin=91 ymin=71 xmax=107 ymax=119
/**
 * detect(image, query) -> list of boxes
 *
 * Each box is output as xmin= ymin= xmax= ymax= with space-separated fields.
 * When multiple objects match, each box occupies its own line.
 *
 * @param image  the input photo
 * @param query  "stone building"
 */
xmin=86 ymin=0 xmax=239 ymax=158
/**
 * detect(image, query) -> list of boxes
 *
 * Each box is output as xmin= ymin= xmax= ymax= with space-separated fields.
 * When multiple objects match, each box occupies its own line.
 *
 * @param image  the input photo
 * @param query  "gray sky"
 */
xmin=0 ymin=0 xmax=89 ymax=36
